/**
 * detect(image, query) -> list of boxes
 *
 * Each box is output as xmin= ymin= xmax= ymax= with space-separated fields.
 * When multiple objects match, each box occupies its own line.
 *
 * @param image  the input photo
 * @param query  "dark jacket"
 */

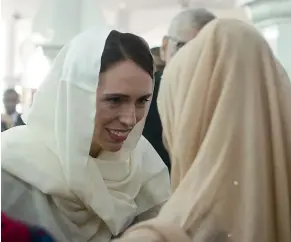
xmin=143 ymin=71 xmax=171 ymax=172
xmin=1 ymin=113 xmax=25 ymax=132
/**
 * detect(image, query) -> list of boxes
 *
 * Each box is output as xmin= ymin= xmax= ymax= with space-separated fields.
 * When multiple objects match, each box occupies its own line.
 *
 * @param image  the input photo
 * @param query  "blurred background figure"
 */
xmin=1 ymin=89 xmax=24 ymax=132
xmin=150 ymin=47 xmax=165 ymax=72
xmin=143 ymin=8 xmax=216 ymax=172
xmin=161 ymin=8 xmax=216 ymax=64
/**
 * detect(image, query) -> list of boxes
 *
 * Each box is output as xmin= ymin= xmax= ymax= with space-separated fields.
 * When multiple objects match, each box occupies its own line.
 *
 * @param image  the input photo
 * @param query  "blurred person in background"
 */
xmin=143 ymin=8 xmax=216 ymax=173
xmin=115 ymin=19 xmax=291 ymax=242
xmin=161 ymin=8 xmax=216 ymax=64
xmin=1 ymin=89 xmax=25 ymax=132
xmin=150 ymin=47 xmax=165 ymax=72
xmin=2 ymin=29 xmax=170 ymax=242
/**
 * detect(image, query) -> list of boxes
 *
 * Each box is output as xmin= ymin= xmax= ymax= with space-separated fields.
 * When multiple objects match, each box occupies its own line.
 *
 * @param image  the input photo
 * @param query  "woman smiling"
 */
xmin=1 ymin=29 xmax=171 ymax=242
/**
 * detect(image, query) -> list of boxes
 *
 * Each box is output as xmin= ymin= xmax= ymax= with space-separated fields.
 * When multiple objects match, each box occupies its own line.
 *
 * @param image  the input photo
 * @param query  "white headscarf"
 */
xmin=2 ymin=27 xmax=170 ymax=241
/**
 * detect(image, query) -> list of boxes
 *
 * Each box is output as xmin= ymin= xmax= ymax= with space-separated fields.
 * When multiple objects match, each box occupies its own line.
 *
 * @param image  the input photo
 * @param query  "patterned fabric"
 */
xmin=1 ymin=213 xmax=55 ymax=242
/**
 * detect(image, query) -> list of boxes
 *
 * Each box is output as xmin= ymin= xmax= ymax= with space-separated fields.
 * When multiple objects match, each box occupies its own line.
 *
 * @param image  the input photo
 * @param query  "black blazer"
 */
xmin=143 ymin=71 xmax=171 ymax=172
xmin=1 ymin=113 xmax=25 ymax=132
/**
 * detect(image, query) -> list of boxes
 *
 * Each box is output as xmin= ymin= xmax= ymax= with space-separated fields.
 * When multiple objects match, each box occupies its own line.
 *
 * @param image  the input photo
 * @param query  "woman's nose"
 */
xmin=119 ymin=105 xmax=137 ymax=127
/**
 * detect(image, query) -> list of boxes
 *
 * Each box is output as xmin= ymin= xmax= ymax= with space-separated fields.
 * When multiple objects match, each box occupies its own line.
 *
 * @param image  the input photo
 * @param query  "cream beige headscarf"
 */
xmin=115 ymin=19 xmax=291 ymax=242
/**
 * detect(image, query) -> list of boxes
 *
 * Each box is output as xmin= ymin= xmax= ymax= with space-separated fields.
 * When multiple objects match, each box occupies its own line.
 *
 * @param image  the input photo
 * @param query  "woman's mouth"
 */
xmin=106 ymin=129 xmax=131 ymax=142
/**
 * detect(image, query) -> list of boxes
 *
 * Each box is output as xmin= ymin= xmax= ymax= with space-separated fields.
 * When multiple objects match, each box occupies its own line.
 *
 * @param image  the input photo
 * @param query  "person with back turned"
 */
xmin=143 ymin=8 xmax=216 ymax=172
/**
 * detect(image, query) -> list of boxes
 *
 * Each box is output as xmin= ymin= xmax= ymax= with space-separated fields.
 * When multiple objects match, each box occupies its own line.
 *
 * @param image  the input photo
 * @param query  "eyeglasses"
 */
xmin=167 ymin=36 xmax=187 ymax=50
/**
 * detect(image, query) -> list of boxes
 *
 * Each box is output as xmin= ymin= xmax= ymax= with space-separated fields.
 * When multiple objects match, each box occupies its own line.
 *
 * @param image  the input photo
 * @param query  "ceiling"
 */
xmin=2 ymin=0 xmax=237 ymax=19
xmin=101 ymin=0 xmax=235 ymax=10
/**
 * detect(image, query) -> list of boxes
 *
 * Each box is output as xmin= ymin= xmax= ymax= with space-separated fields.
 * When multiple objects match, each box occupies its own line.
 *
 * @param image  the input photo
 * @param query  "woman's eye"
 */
xmin=137 ymin=98 xmax=150 ymax=105
xmin=108 ymin=97 xmax=121 ymax=104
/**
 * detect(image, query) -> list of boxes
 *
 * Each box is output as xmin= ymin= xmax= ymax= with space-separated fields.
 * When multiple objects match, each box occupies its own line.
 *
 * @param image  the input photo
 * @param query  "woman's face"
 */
xmin=91 ymin=60 xmax=153 ymax=155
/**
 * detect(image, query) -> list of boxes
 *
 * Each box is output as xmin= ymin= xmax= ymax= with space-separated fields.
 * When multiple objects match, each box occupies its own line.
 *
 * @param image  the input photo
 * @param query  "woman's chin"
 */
xmin=106 ymin=143 xmax=123 ymax=152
